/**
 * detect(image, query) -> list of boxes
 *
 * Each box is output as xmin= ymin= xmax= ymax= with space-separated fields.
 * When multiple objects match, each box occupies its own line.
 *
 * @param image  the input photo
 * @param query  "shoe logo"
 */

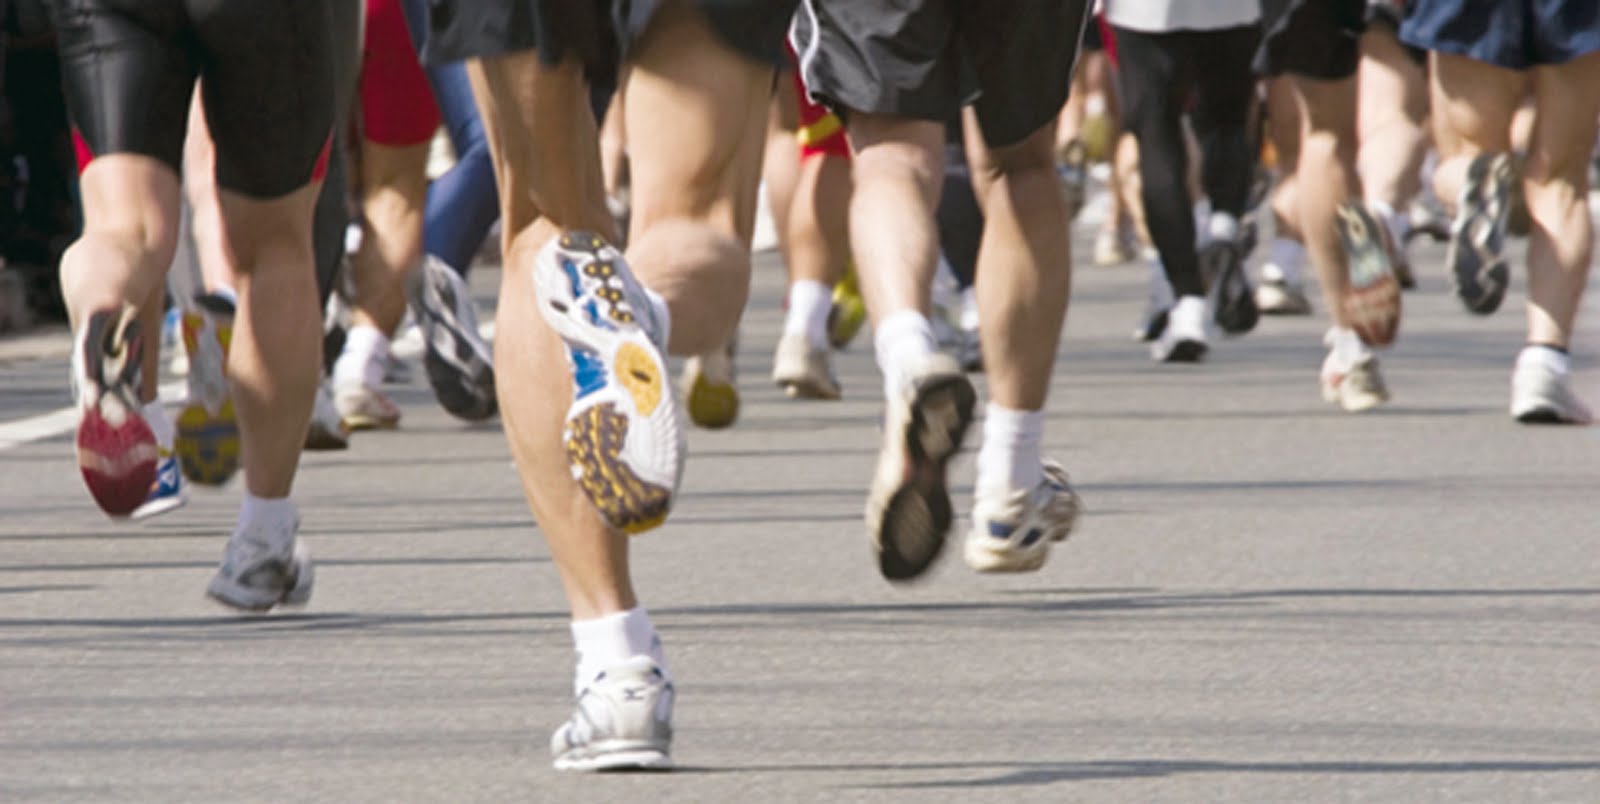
xmin=621 ymin=686 xmax=646 ymax=702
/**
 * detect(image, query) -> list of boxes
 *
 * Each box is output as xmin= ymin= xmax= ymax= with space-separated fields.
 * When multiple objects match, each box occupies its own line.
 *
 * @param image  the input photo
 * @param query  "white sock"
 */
xmin=1324 ymin=326 xmax=1370 ymax=371
xmin=641 ymin=285 xmax=671 ymax=352
xmin=333 ymin=325 xmax=388 ymax=389
xmin=976 ymin=404 xmax=1045 ymax=494
xmin=1367 ymin=199 xmax=1412 ymax=246
xmin=1207 ymin=211 xmax=1240 ymax=244
xmin=783 ymin=279 xmax=832 ymax=351
xmin=1262 ymin=237 xmax=1306 ymax=286
xmin=873 ymin=309 xmax=936 ymax=399
xmin=1517 ymin=344 xmax=1570 ymax=375
xmin=142 ymin=399 xmax=174 ymax=451
xmin=571 ymin=607 xmax=666 ymax=694
xmin=237 ymin=493 xmax=298 ymax=547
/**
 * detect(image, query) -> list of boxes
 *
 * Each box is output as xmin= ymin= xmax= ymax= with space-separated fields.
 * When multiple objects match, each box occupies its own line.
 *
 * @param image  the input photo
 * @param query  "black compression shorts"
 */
xmin=1254 ymin=0 xmax=1368 ymax=81
xmin=51 ymin=0 xmax=342 ymax=198
xmin=792 ymin=0 xmax=1092 ymax=149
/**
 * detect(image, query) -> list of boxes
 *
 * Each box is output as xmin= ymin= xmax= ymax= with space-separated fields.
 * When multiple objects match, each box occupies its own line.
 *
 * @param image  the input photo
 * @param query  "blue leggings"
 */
xmin=400 ymin=0 xmax=499 ymax=278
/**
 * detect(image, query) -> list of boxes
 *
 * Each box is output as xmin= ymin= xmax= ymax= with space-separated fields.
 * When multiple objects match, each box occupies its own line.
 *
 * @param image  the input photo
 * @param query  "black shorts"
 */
xmin=51 ymin=0 xmax=340 ymax=199
xmin=794 ymin=0 xmax=1092 ymax=149
xmin=421 ymin=0 xmax=796 ymax=77
xmin=1400 ymin=0 xmax=1600 ymax=70
xmin=1254 ymin=0 xmax=1368 ymax=80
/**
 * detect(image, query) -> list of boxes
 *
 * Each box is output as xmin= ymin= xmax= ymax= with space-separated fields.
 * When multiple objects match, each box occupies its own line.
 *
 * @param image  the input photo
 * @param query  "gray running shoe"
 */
xmin=410 ymin=254 xmax=497 ymax=421
xmin=1447 ymin=153 xmax=1513 ymax=315
xmin=1255 ymin=279 xmax=1312 ymax=315
xmin=772 ymin=332 xmax=840 ymax=400
xmin=964 ymin=461 xmax=1080 ymax=573
xmin=1511 ymin=356 xmax=1593 ymax=425
xmin=551 ymin=657 xmax=674 ymax=772
xmin=207 ymin=515 xmax=313 ymax=612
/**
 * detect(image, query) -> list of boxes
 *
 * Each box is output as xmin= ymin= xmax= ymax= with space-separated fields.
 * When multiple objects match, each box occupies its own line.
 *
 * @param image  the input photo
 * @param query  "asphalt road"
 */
xmin=2 ymin=230 xmax=1598 ymax=802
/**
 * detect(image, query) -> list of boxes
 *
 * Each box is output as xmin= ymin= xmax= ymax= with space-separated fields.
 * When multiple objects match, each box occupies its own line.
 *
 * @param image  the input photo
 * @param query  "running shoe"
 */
xmin=551 ymin=656 xmax=674 ymax=772
xmin=772 ymin=332 xmax=841 ymax=400
xmin=827 ymin=268 xmax=867 ymax=350
xmin=1320 ymin=332 xmax=1389 ymax=413
xmin=305 ymin=380 xmax=351 ymax=451
xmin=963 ymin=461 xmax=1080 ymax=573
xmin=1057 ymin=137 xmax=1089 ymax=222
xmin=1134 ymin=259 xmax=1173 ymax=343
xmin=1447 ymin=153 xmax=1513 ymax=315
xmin=534 ymin=231 xmax=684 ymax=535
xmin=867 ymin=352 xmax=976 ymax=581
xmin=1255 ymin=279 xmax=1312 ymax=315
xmin=1201 ymin=240 xmax=1258 ymax=336
xmin=175 ymin=294 xmax=241 ymax=486
xmin=334 ymin=382 xmax=401 ymax=430
xmin=1510 ymin=352 xmax=1593 ymax=425
xmin=207 ymin=513 xmax=313 ymax=612
xmin=130 ymin=448 xmax=187 ymax=521
xmin=1149 ymin=295 xmax=1208 ymax=363
xmin=73 ymin=308 xmax=159 ymax=518
xmin=1336 ymin=202 xmax=1402 ymax=347
xmin=681 ymin=341 xmax=739 ymax=429
xmin=410 ymin=254 xmax=497 ymax=422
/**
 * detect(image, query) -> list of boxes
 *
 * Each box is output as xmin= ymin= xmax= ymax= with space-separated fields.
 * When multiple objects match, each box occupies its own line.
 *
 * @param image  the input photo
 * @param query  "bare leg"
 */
xmin=1356 ymin=28 xmax=1429 ymax=214
xmin=348 ymin=141 xmax=430 ymax=338
xmin=1522 ymin=52 xmax=1600 ymax=348
xmin=847 ymin=116 xmax=945 ymax=325
xmin=1290 ymin=76 xmax=1361 ymax=329
xmin=1428 ymin=52 xmax=1521 ymax=210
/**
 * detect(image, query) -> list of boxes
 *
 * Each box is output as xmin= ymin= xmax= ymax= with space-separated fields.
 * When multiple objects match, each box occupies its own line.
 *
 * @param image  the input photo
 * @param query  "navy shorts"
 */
xmin=1400 ymin=0 xmax=1600 ymax=70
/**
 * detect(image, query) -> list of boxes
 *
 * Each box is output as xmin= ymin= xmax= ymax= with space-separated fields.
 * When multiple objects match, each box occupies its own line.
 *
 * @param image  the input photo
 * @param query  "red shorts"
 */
xmin=787 ymin=44 xmax=849 ymax=160
xmin=359 ymin=0 xmax=440 ymax=147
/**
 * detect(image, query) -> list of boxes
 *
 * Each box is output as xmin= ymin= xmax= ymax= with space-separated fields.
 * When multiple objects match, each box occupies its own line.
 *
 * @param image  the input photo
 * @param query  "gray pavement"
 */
xmin=3 ymin=234 xmax=1599 ymax=802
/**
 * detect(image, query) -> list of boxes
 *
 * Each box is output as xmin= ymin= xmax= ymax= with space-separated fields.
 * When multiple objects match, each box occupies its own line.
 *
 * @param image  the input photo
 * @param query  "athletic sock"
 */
xmin=641 ymin=285 xmax=672 ymax=353
xmin=142 ymin=399 xmax=174 ymax=452
xmin=873 ymin=309 xmax=937 ymax=399
xmin=333 ymin=325 xmax=388 ymax=389
xmin=571 ymin=607 xmax=666 ymax=694
xmin=1518 ymin=344 xmax=1571 ymax=375
xmin=237 ymin=493 xmax=298 ymax=548
xmin=1207 ymin=211 xmax=1240 ymax=245
xmin=976 ymin=404 xmax=1045 ymax=495
xmin=783 ymin=279 xmax=832 ymax=351
xmin=1325 ymin=326 xmax=1370 ymax=372
xmin=1262 ymin=237 xmax=1306 ymax=286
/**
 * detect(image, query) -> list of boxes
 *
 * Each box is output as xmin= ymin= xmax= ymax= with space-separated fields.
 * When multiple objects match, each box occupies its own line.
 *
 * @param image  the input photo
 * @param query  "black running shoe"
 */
xmin=1202 ymin=240 xmax=1258 ymax=336
xmin=409 ymin=255 xmax=497 ymax=421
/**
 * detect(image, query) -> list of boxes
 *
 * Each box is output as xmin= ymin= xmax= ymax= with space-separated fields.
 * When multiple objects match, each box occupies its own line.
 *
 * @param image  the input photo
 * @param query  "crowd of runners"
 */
xmin=31 ymin=0 xmax=1600 ymax=772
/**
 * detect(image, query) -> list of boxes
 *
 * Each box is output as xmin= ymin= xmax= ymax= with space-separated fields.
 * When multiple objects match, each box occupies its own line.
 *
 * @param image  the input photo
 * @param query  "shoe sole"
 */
xmin=537 ymin=231 xmax=682 ymax=535
xmin=411 ymin=262 xmax=498 ymax=422
xmin=1448 ymin=153 xmax=1511 ymax=315
xmin=1336 ymin=203 xmax=1402 ymax=348
xmin=76 ymin=310 xmax=159 ymax=518
xmin=175 ymin=401 xmax=240 ymax=486
xmin=876 ymin=373 xmax=977 ymax=581
xmin=1156 ymin=339 xmax=1207 ymax=363
xmin=555 ymin=747 xmax=672 ymax=772
xmin=779 ymin=379 xmax=841 ymax=400
xmin=1205 ymin=244 xmax=1258 ymax=336
xmin=685 ymin=369 xmax=740 ymax=429
xmin=303 ymin=424 xmax=351 ymax=451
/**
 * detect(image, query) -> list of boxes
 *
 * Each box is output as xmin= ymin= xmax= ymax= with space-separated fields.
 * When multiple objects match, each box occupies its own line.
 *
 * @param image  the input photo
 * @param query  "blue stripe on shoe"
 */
xmin=986 ymin=521 xmax=1013 ymax=538
xmin=570 ymin=346 xmax=608 ymax=400
xmin=562 ymin=259 xmax=583 ymax=299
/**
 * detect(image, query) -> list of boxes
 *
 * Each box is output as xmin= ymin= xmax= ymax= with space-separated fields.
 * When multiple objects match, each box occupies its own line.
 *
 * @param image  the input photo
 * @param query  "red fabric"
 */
xmin=311 ymin=133 xmax=332 ymax=182
xmin=786 ymin=42 xmax=850 ymax=161
xmin=359 ymin=0 xmax=440 ymax=146
xmin=72 ymin=127 xmax=94 ymax=173
xmin=1098 ymin=13 xmax=1118 ymax=68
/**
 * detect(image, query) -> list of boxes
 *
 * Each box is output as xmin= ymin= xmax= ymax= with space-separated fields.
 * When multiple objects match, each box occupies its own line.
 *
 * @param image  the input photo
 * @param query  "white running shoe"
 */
xmin=1255 ymin=279 xmax=1311 ymax=315
xmin=551 ymin=656 xmax=674 ymax=772
xmin=867 ymin=352 xmax=976 ymax=581
xmin=334 ymin=381 xmax=401 ymax=431
xmin=1510 ymin=352 xmax=1592 ymax=425
xmin=1320 ymin=331 xmax=1389 ymax=413
xmin=772 ymin=332 xmax=840 ymax=400
xmin=535 ymin=231 xmax=684 ymax=535
xmin=1150 ymin=295 xmax=1208 ymax=363
xmin=305 ymin=380 xmax=351 ymax=451
xmin=964 ymin=461 xmax=1080 ymax=573
xmin=206 ymin=515 xmax=313 ymax=612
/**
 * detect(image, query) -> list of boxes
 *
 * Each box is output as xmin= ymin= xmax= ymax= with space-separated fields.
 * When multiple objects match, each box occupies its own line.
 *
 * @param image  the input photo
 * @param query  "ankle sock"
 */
xmin=976 ymin=404 xmax=1045 ymax=495
xmin=333 ymin=325 xmax=388 ymax=389
xmin=783 ymin=279 xmax=833 ymax=351
xmin=237 ymin=493 xmax=298 ymax=548
xmin=571 ymin=607 xmax=666 ymax=694
xmin=873 ymin=309 xmax=936 ymax=399
xmin=1518 ymin=344 xmax=1570 ymax=375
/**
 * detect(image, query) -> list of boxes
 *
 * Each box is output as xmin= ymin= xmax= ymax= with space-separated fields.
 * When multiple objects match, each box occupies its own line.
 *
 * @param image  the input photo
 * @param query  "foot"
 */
xmin=681 ymin=341 xmax=740 ymax=429
xmin=1336 ymin=202 xmax=1401 ymax=348
xmin=1255 ymin=279 xmax=1312 ymax=316
xmin=1201 ymin=240 xmax=1257 ymax=336
xmin=964 ymin=461 xmax=1080 ymax=573
xmin=207 ymin=515 xmax=313 ymax=612
xmin=1447 ymin=152 xmax=1513 ymax=315
xmin=827 ymin=268 xmax=867 ymax=350
xmin=1149 ymin=295 xmax=1208 ymax=363
xmin=866 ymin=353 xmax=977 ymax=581
xmin=333 ymin=381 xmax=402 ymax=431
xmin=304 ymin=380 xmax=351 ymax=451
xmin=1510 ymin=350 xmax=1592 ymax=425
xmin=1093 ymin=224 xmax=1137 ymax=267
xmin=175 ymin=295 xmax=240 ymax=486
xmin=73 ymin=308 xmax=159 ymax=518
xmin=535 ymin=231 xmax=684 ymax=535
xmin=551 ymin=656 xmax=674 ymax=772
xmin=410 ymin=254 xmax=497 ymax=421
xmin=772 ymin=332 xmax=841 ymax=400
xmin=1321 ymin=331 xmax=1389 ymax=413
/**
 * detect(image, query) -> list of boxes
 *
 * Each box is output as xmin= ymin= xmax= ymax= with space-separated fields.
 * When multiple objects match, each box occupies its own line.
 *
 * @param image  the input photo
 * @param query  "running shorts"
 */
xmin=361 ymin=0 xmax=441 ymax=147
xmin=1400 ymin=0 xmax=1600 ymax=70
xmin=1254 ymin=0 xmax=1367 ymax=81
xmin=52 ymin=0 xmax=339 ymax=198
xmin=787 ymin=43 xmax=848 ymax=160
xmin=419 ymin=0 xmax=797 ymax=76
xmin=792 ymin=0 xmax=1093 ymax=149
